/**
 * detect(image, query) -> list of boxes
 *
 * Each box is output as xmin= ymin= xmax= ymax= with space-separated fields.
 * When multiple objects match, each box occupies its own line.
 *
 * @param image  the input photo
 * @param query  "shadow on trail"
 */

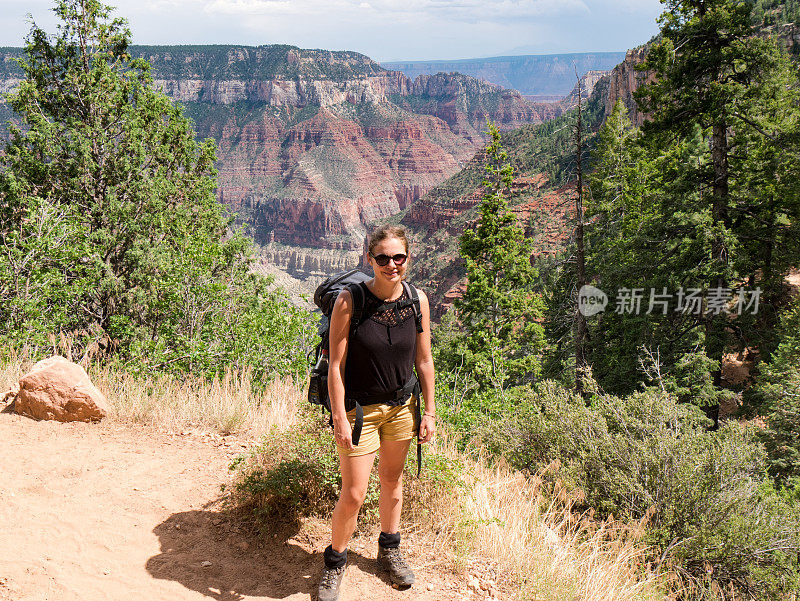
xmin=145 ymin=507 xmax=384 ymax=600
xmin=147 ymin=508 xmax=311 ymax=600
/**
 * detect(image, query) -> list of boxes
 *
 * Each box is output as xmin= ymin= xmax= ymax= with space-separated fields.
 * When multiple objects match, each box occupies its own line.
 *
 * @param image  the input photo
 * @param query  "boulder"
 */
xmin=14 ymin=356 xmax=109 ymax=422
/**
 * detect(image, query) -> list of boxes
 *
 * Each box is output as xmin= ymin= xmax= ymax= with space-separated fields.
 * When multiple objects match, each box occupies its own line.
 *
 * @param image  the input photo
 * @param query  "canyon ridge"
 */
xmin=0 ymin=45 xmax=615 ymax=279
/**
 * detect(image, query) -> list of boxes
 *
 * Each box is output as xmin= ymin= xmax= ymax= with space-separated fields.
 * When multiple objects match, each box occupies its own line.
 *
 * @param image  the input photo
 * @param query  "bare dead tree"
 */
xmin=574 ymin=66 xmax=588 ymax=396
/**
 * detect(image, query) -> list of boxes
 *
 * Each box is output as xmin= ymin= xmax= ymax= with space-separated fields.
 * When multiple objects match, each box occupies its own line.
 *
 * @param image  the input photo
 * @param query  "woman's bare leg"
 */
xmin=377 ymin=439 xmax=412 ymax=534
xmin=330 ymin=450 xmax=376 ymax=552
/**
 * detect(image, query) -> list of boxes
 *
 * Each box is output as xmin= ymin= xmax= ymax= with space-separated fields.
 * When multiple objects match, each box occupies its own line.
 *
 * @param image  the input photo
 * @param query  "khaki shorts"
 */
xmin=337 ymin=395 xmax=418 ymax=457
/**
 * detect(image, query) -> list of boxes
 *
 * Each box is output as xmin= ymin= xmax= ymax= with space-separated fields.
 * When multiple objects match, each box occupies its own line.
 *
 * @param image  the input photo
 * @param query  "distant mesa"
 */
xmin=381 ymin=52 xmax=627 ymax=97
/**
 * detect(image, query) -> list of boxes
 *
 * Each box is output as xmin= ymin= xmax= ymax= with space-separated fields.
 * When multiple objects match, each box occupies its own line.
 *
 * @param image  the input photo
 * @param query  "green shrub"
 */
xmin=648 ymin=425 xmax=799 ymax=598
xmin=230 ymin=407 xmax=470 ymax=537
xmin=482 ymin=381 xmax=800 ymax=599
xmin=230 ymin=411 xmax=367 ymax=522
xmin=747 ymin=298 xmax=800 ymax=485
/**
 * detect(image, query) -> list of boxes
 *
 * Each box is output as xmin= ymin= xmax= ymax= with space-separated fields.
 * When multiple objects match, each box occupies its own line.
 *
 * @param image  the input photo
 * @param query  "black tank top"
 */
xmin=344 ymin=283 xmax=418 ymax=405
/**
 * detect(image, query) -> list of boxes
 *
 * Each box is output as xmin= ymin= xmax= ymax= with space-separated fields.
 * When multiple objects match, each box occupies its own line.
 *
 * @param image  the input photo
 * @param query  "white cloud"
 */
xmin=203 ymin=0 xmax=303 ymax=15
xmin=0 ymin=0 xmax=663 ymax=61
xmin=200 ymin=0 xmax=588 ymax=21
xmin=597 ymin=0 xmax=662 ymax=13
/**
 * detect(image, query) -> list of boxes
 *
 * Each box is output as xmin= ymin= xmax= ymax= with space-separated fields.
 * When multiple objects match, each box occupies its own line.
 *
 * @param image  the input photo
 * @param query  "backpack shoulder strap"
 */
xmin=347 ymin=281 xmax=366 ymax=335
xmin=402 ymin=281 xmax=424 ymax=334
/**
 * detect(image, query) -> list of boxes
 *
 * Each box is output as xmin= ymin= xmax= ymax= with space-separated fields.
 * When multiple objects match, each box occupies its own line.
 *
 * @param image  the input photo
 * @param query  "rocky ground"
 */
xmin=0 ymin=412 xmax=482 ymax=601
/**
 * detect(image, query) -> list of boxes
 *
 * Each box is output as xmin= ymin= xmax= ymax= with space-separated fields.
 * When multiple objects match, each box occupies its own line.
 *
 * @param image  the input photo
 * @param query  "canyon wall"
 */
xmin=0 ymin=44 xmax=554 ymax=251
xmin=597 ymin=46 xmax=652 ymax=127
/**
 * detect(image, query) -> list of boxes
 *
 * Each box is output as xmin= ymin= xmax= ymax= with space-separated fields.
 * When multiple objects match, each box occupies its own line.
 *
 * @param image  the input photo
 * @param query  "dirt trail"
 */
xmin=0 ymin=413 xmax=462 ymax=601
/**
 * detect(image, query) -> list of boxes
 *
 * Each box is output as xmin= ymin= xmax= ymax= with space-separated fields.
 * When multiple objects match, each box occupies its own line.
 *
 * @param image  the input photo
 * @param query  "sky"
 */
xmin=0 ymin=0 xmax=664 ymax=62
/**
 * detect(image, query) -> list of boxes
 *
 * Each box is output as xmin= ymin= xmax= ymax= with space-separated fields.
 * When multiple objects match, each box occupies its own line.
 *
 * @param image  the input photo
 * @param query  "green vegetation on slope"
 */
xmin=0 ymin=43 xmax=386 ymax=81
xmin=0 ymin=0 xmax=312 ymax=382
xmin=751 ymin=0 xmax=800 ymax=26
xmin=402 ymin=87 xmax=604 ymax=310
xmin=4 ymin=0 xmax=800 ymax=598
xmin=133 ymin=44 xmax=387 ymax=81
xmin=417 ymin=84 xmax=605 ymax=208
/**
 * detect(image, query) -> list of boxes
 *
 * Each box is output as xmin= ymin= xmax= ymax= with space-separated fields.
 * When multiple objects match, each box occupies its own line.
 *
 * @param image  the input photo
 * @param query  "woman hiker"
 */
xmin=317 ymin=224 xmax=436 ymax=601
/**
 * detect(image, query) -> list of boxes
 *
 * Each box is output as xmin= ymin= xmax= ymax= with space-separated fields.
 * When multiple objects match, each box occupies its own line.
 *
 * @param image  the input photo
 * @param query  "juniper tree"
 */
xmin=0 ymin=0 xmax=311 ymax=379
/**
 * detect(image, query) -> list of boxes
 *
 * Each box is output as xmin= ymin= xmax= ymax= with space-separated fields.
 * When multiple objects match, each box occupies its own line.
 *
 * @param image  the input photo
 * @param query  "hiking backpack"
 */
xmin=307 ymin=269 xmax=425 ymax=472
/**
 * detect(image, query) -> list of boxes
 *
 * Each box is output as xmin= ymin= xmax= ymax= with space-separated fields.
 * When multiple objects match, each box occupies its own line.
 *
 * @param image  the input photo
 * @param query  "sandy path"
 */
xmin=0 ymin=412 xmax=463 ymax=601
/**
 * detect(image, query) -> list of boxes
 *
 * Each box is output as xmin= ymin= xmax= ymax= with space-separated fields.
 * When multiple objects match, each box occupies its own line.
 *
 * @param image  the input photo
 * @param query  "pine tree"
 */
xmin=617 ymin=0 xmax=800 ymax=404
xmin=751 ymin=297 xmax=800 ymax=484
xmin=637 ymin=0 xmax=755 ymax=388
xmin=573 ymin=72 xmax=589 ymax=395
xmin=455 ymin=123 xmax=545 ymax=391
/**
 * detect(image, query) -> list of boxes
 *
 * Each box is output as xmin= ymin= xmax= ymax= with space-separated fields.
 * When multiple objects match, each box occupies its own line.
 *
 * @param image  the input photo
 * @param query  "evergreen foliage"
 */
xmin=750 ymin=0 xmax=800 ymax=27
xmin=0 ymin=44 xmax=388 ymax=80
xmin=749 ymin=297 xmax=800 ymax=485
xmin=435 ymin=124 xmax=545 ymax=393
xmin=528 ymin=8 xmax=800 ymax=589
xmin=635 ymin=0 xmax=800 ymax=368
xmin=0 ymin=0 xmax=312 ymax=380
xmin=546 ymin=0 xmax=800 ymax=399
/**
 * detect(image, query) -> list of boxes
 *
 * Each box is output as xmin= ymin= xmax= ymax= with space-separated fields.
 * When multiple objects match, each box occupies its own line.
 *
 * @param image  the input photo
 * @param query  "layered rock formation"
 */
xmin=559 ymin=68 xmax=616 ymax=110
xmin=157 ymin=47 xmax=552 ymax=250
xmin=258 ymin=245 xmax=363 ymax=279
xmin=599 ymin=46 xmax=653 ymax=127
xmin=206 ymin=102 xmax=479 ymax=249
xmin=0 ymin=44 xmax=556 ymax=251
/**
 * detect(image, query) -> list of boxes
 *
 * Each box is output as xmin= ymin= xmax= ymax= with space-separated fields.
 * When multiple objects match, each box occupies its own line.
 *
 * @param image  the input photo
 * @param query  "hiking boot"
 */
xmin=317 ymin=564 xmax=346 ymax=601
xmin=377 ymin=545 xmax=415 ymax=587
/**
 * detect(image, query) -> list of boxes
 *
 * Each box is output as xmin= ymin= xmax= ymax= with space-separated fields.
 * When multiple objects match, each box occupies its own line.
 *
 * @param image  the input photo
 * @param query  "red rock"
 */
xmin=14 ymin=356 xmax=109 ymax=423
xmin=147 ymin=55 xmax=552 ymax=249
xmin=601 ymin=47 xmax=656 ymax=127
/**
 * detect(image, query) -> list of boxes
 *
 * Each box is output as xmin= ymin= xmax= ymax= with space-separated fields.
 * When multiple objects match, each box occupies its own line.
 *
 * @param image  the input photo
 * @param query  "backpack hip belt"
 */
xmin=345 ymin=373 xmax=419 ymax=447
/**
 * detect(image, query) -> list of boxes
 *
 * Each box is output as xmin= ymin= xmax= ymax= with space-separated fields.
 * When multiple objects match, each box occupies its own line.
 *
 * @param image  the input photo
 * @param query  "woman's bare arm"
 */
xmin=414 ymin=289 xmax=436 ymax=443
xmin=328 ymin=289 xmax=355 ymax=449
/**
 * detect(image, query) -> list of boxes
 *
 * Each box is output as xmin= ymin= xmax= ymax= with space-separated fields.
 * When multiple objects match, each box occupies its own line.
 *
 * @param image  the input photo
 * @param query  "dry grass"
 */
xmin=1 ymin=348 xmax=301 ymax=438
xmin=407 ymin=435 xmax=673 ymax=601
xmin=2 ymin=348 xmax=673 ymax=600
xmin=94 ymin=367 xmax=300 ymax=436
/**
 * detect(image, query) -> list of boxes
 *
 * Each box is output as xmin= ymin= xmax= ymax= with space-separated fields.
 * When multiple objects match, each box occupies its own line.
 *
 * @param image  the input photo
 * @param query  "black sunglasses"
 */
xmin=369 ymin=252 xmax=408 ymax=267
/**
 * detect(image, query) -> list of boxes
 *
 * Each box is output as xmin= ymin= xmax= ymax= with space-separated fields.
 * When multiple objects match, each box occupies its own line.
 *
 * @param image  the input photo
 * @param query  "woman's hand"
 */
xmin=333 ymin=414 xmax=355 ymax=450
xmin=419 ymin=414 xmax=436 ymax=444
xmin=414 ymin=289 xmax=436 ymax=446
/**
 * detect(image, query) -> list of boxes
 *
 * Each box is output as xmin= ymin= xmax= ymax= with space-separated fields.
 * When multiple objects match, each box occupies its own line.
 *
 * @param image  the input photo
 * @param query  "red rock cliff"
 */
xmin=139 ymin=46 xmax=553 ymax=249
